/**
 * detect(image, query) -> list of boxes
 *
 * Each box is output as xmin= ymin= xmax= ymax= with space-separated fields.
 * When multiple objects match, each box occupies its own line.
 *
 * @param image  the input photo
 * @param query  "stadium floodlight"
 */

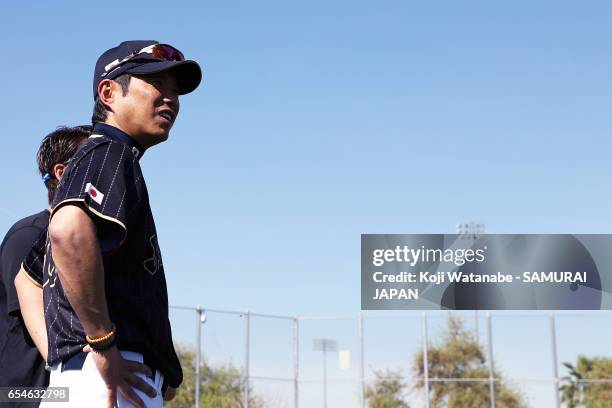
xmin=456 ymin=222 xmax=486 ymax=240
xmin=313 ymin=339 xmax=338 ymax=408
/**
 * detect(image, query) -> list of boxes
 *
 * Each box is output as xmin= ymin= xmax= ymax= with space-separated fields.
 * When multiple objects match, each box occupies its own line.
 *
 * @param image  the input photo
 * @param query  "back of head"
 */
xmin=37 ymin=126 xmax=91 ymax=204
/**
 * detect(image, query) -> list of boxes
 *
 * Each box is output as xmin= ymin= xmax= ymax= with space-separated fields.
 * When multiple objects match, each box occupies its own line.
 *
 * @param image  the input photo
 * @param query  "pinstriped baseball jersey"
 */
xmin=22 ymin=226 xmax=46 ymax=287
xmin=43 ymin=123 xmax=182 ymax=388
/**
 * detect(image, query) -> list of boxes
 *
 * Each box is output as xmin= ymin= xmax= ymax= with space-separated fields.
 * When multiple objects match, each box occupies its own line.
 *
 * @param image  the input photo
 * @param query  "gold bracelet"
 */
xmin=86 ymin=324 xmax=116 ymax=344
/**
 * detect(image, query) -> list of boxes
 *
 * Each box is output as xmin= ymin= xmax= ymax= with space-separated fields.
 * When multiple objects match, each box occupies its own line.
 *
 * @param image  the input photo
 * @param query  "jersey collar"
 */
xmin=92 ymin=123 xmax=145 ymax=160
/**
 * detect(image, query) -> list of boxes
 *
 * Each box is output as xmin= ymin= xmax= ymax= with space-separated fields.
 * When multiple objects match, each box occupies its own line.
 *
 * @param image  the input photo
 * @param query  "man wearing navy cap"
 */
xmin=42 ymin=41 xmax=201 ymax=407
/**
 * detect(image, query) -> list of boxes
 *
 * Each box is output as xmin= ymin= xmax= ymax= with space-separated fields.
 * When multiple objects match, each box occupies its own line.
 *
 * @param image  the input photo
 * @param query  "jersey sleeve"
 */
xmin=21 ymin=229 xmax=47 ymax=288
xmin=1 ymin=226 xmax=41 ymax=315
xmin=51 ymin=139 xmax=142 ymax=253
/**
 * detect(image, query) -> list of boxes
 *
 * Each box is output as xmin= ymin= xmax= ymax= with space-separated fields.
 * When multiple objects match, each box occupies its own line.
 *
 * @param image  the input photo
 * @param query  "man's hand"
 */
xmin=164 ymin=386 xmax=177 ymax=401
xmin=84 ymin=345 xmax=157 ymax=408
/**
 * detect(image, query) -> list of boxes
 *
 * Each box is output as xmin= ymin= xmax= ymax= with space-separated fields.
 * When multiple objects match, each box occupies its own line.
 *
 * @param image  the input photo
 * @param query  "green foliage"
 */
xmin=561 ymin=355 xmax=612 ymax=408
xmin=412 ymin=315 xmax=526 ymax=408
xmin=364 ymin=369 xmax=410 ymax=408
xmin=165 ymin=345 xmax=264 ymax=408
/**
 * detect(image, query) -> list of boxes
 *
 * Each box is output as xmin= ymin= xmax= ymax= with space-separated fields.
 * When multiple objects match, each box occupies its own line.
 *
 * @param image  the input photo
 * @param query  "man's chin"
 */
xmin=149 ymin=131 xmax=170 ymax=146
xmin=135 ymin=132 xmax=168 ymax=149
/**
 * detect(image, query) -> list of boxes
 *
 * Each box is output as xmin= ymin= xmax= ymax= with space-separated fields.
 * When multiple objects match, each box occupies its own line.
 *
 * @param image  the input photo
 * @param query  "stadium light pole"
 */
xmin=422 ymin=312 xmax=430 ymax=408
xmin=456 ymin=222 xmax=486 ymax=344
xmin=313 ymin=338 xmax=337 ymax=408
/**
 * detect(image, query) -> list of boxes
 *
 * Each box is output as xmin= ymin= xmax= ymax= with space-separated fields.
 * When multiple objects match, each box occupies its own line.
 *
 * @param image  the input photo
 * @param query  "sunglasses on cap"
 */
xmin=102 ymin=43 xmax=185 ymax=78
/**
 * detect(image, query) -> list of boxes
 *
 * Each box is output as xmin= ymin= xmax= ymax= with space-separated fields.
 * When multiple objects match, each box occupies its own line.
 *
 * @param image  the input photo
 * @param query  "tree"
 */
xmin=364 ymin=369 xmax=410 ymax=408
xmin=412 ymin=315 xmax=526 ymax=408
xmin=560 ymin=356 xmax=612 ymax=408
xmin=165 ymin=345 xmax=265 ymax=408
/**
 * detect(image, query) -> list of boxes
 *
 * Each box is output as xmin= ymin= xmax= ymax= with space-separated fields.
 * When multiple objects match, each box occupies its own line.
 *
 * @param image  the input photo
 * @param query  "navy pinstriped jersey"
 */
xmin=22 ymin=228 xmax=46 ymax=288
xmin=42 ymin=123 xmax=182 ymax=387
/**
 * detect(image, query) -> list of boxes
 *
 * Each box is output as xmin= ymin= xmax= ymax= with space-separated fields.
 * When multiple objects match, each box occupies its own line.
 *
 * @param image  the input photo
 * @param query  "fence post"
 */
xmin=195 ymin=305 xmax=202 ymax=408
xmin=486 ymin=312 xmax=496 ymax=408
xmin=294 ymin=315 xmax=299 ymax=408
xmin=475 ymin=310 xmax=479 ymax=345
xmin=422 ymin=312 xmax=430 ymax=408
xmin=358 ymin=313 xmax=365 ymax=408
xmin=244 ymin=309 xmax=251 ymax=408
xmin=550 ymin=313 xmax=561 ymax=408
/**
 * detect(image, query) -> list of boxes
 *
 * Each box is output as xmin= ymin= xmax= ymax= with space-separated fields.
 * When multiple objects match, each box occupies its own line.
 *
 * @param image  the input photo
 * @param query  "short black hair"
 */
xmin=91 ymin=73 xmax=132 ymax=124
xmin=37 ymin=126 xmax=91 ymax=204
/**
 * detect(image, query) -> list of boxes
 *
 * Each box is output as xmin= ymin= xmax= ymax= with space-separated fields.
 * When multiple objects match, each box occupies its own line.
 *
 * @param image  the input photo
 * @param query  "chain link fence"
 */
xmin=168 ymin=307 xmax=612 ymax=407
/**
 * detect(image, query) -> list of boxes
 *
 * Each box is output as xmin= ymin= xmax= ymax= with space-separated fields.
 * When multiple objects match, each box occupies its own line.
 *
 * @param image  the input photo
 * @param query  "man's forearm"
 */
xmin=49 ymin=205 xmax=112 ymax=337
xmin=15 ymin=268 xmax=48 ymax=361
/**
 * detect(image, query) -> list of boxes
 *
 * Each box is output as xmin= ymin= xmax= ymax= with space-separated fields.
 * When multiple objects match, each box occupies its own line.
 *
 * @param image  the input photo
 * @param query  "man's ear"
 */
xmin=97 ymin=79 xmax=115 ymax=110
xmin=53 ymin=163 xmax=65 ymax=181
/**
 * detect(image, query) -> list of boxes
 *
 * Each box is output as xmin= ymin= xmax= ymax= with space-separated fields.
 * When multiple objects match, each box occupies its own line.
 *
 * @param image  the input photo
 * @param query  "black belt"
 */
xmin=61 ymin=351 xmax=156 ymax=381
xmin=61 ymin=351 xmax=88 ymax=372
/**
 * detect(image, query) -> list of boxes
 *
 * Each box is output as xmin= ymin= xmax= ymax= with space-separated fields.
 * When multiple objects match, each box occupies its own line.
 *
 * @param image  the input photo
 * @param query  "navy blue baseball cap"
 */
xmin=93 ymin=40 xmax=202 ymax=99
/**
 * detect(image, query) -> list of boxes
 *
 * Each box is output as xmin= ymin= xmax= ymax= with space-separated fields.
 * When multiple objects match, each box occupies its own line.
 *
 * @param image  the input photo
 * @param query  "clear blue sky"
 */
xmin=1 ymin=1 xmax=611 ymax=406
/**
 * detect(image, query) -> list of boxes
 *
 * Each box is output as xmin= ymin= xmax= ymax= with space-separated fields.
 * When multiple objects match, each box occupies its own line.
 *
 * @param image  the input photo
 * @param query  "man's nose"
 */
xmin=163 ymin=91 xmax=179 ymax=112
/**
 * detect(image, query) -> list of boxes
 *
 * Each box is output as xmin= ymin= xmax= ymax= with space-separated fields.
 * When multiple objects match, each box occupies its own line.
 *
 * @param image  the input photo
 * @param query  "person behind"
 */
xmin=42 ymin=41 xmax=201 ymax=408
xmin=0 ymin=126 xmax=90 ymax=407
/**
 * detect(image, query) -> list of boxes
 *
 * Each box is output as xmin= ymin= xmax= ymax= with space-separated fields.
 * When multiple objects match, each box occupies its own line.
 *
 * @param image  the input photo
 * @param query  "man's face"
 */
xmin=111 ymin=72 xmax=180 ymax=148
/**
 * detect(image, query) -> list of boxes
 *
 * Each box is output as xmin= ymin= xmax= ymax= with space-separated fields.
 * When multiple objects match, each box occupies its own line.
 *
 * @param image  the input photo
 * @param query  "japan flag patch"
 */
xmin=85 ymin=183 xmax=104 ymax=205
